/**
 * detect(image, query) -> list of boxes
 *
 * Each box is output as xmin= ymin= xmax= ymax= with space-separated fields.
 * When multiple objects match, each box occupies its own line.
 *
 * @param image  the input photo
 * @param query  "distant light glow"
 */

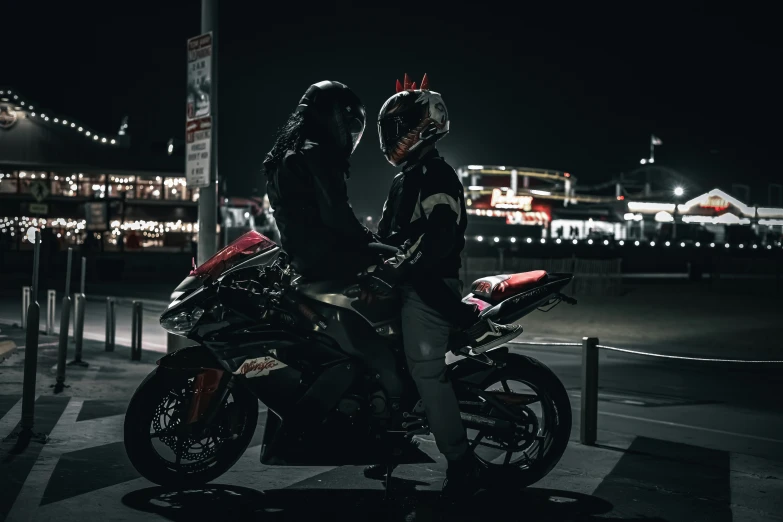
xmin=476 ymin=235 xmax=483 ymax=242
xmin=674 ymin=186 xmax=685 ymax=197
xmin=640 ymin=159 xmax=647 ymax=164
xmin=635 ymin=241 xmax=640 ymax=246
xmin=468 ymin=165 xmax=484 ymax=170
xmin=530 ymin=190 xmax=551 ymax=196
xmin=493 ymin=236 xmax=500 ymax=243
xmin=510 ymin=237 xmax=516 ymax=243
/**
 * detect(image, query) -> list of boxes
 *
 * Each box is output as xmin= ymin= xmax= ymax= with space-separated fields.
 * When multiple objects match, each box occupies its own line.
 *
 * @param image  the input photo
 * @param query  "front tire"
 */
xmin=124 ymin=369 xmax=259 ymax=487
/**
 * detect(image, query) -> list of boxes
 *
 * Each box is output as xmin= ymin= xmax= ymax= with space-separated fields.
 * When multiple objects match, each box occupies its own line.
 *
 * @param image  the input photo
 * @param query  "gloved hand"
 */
xmin=358 ymin=264 xmax=399 ymax=304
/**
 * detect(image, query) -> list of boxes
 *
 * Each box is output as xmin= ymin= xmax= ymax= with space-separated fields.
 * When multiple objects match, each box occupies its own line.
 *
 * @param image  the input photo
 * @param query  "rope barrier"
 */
xmin=508 ymin=340 xmax=783 ymax=363
xmin=509 ymin=340 xmax=581 ymax=347
xmin=596 ymin=344 xmax=783 ymax=364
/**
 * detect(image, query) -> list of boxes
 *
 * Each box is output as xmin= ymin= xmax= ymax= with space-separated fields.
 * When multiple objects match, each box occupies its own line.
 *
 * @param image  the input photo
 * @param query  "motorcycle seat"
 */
xmin=468 ymin=270 xmax=548 ymax=305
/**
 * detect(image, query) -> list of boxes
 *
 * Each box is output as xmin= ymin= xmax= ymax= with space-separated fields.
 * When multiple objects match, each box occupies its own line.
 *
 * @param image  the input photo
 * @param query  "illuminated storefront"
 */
xmin=0 ymin=88 xmax=196 ymax=251
xmin=624 ymin=188 xmax=783 ymax=245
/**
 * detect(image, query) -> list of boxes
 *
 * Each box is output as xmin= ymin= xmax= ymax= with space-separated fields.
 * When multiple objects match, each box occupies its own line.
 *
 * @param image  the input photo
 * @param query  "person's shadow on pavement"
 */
xmin=122 ymin=483 xmax=618 ymax=521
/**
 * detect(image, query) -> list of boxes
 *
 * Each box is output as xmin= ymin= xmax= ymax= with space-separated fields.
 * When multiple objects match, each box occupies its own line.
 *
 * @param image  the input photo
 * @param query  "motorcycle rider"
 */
xmin=263 ymin=80 xmax=377 ymax=281
xmin=363 ymin=74 xmax=522 ymax=498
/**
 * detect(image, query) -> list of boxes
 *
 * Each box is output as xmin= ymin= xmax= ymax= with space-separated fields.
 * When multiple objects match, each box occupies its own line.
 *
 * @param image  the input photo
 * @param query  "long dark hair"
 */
xmin=265 ymin=111 xmax=307 ymax=164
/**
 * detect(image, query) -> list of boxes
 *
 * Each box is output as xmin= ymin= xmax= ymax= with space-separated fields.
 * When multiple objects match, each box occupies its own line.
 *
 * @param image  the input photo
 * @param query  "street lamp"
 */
xmin=640 ymin=158 xmax=647 ymax=165
xmin=672 ymin=187 xmax=684 ymax=239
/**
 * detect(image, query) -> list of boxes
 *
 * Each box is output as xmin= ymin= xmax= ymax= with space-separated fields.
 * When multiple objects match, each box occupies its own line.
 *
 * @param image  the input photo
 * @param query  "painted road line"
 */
xmin=6 ymin=398 xmax=85 ymax=521
xmin=0 ymin=397 xmax=24 ymax=439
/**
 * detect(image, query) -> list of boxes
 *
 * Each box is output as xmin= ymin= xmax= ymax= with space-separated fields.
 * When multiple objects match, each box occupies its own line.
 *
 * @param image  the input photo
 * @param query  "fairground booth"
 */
xmin=0 ymin=88 xmax=197 ymax=254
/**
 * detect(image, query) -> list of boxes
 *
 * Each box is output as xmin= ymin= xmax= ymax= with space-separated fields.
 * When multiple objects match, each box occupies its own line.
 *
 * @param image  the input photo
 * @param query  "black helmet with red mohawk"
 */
xmin=378 ymin=73 xmax=449 ymax=167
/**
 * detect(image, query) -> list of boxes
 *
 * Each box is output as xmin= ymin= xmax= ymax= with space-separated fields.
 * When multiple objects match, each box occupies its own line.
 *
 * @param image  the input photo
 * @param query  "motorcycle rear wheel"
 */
xmin=124 ymin=369 xmax=259 ymax=487
xmin=460 ymin=353 xmax=571 ymax=490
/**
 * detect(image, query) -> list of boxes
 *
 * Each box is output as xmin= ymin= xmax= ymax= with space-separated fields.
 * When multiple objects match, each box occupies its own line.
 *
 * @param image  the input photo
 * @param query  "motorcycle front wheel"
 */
xmin=458 ymin=353 xmax=572 ymax=490
xmin=124 ymin=369 xmax=259 ymax=487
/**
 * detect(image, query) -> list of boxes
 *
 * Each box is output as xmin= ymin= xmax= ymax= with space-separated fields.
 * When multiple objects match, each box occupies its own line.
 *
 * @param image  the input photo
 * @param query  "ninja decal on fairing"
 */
xmin=234 ymin=356 xmax=287 ymax=378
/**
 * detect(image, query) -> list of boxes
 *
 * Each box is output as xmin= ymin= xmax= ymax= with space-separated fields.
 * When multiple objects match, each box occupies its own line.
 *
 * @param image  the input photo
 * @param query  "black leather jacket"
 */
xmin=377 ymin=149 xmax=468 ymax=281
xmin=264 ymin=140 xmax=375 ymax=279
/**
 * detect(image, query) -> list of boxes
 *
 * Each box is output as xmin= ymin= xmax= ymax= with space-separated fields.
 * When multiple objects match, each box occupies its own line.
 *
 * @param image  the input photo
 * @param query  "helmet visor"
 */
xmin=348 ymin=116 xmax=365 ymax=153
xmin=378 ymin=111 xmax=422 ymax=153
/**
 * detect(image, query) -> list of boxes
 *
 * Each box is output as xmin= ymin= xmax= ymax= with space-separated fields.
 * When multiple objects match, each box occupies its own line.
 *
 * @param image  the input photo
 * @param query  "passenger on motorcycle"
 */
xmin=263 ymin=81 xmax=377 ymax=281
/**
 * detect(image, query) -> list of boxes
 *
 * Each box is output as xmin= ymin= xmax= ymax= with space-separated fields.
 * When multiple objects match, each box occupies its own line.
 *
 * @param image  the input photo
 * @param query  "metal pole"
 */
xmin=650 ymin=134 xmax=654 ymax=163
xmin=131 ymin=301 xmax=142 ymax=361
xmin=64 ymin=248 xmax=73 ymax=298
xmin=196 ymin=0 xmax=219 ymax=265
xmin=69 ymin=293 xmax=88 ymax=367
xmin=105 ymin=297 xmax=116 ymax=352
xmin=580 ymin=337 xmax=599 ymax=446
xmin=20 ymin=230 xmax=41 ymax=435
xmin=54 ymin=249 xmax=73 ymax=393
xmin=80 ymin=256 xmax=86 ymax=294
xmin=22 ymin=286 xmax=31 ymax=328
xmin=46 ymin=290 xmax=56 ymax=335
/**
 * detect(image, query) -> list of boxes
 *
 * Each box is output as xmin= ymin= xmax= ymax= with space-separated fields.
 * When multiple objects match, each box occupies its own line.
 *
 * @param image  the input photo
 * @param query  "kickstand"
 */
xmin=383 ymin=463 xmax=395 ymax=501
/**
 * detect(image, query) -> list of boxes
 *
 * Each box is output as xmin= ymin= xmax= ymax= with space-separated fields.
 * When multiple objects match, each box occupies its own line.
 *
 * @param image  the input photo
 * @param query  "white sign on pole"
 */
xmin=186 ymin=117 xmax=211 ymax=189
xmin=186 ymin=32 xmax=213 ymax=189
xmin=187 ymin=33 xmax=212 ymax=121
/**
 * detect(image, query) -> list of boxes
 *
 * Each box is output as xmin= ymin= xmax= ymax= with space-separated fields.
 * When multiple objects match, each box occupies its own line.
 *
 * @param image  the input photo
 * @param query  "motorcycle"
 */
xmin=124 ymin=230 xmax=576 ymax=492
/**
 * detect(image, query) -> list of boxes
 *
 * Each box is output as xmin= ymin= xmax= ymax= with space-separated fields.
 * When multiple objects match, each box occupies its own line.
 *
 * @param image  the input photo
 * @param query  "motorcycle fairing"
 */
xmin=295 ymin=279 xmax=401 ymax=329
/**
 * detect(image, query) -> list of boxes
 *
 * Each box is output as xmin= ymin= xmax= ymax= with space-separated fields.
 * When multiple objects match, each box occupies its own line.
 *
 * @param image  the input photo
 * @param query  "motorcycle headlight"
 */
xmin=161 ymin=307 xmax=205 ymax=334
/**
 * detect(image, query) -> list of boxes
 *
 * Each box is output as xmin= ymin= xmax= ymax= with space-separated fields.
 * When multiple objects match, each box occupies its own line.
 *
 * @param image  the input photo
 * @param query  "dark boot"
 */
xmin=441 ymin=450 xmax=481 ymax=501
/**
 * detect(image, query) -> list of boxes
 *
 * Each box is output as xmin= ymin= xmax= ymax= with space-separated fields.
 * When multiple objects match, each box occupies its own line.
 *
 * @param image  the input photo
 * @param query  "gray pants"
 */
xmin=401 ymin=279 xmax=468 ymax=461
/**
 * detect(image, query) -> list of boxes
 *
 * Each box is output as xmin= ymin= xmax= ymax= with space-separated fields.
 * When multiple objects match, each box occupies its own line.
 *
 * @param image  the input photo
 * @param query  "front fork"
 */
xmin=157 ymin=365 xmax=235 ymax=436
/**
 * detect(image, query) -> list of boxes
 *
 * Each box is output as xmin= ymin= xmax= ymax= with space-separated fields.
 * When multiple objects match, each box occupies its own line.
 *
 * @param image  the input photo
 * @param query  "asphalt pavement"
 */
xmin=1 ymin=322 xmax=782 ymax=521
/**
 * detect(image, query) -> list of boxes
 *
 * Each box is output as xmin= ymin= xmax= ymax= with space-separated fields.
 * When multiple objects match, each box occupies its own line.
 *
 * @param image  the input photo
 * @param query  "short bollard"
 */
xmin=71 ymin=257 xmax=87 ymax=344
xmin=46 ymin=290 xmax=56 ymax=335
xmin=54 ymin=248 xmax=73 ymax=394
xmin=131 ymin=301 xmax=143 ymax=361
xmin=105 ymin=297 xmax=116 ymax=352
xmin=21 ymin=286 xmax=31 ymax=329
xmin=68 ymin=294 xmax=88 ymax=367
xmin=580 ymin=337 xmax=600 ymax=446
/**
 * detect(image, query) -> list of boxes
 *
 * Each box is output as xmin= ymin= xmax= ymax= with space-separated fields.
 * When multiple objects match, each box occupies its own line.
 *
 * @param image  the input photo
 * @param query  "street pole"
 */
xmin=649 ymin=133 xmax=654 ymax=163
xmin=197 ymin=0 xmax=219 ymax=265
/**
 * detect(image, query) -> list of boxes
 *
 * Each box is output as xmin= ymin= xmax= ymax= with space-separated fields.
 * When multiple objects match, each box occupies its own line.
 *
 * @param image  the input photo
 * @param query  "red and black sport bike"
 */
xmin=124 ymin=231 xmax=576 ymax=491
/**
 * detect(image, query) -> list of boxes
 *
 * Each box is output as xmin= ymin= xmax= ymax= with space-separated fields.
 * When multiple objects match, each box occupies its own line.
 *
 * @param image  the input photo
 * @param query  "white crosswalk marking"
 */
xmin=6 ymin=398 xmax=84 ymax=521
xmin=0 ymin=397 xmax=24 ymax=439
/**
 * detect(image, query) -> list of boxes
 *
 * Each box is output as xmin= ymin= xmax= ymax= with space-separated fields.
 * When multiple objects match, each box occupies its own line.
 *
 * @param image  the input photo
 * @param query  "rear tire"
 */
xmin=124 ymin=369 xmax=258 ymax=487
xmin=459 ymin=353 xmax=571 ymax=490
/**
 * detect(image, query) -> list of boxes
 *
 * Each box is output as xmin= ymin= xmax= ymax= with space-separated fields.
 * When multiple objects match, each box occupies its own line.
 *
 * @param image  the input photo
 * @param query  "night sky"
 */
xmin=7 ymin=1 xmax=782 ymax=215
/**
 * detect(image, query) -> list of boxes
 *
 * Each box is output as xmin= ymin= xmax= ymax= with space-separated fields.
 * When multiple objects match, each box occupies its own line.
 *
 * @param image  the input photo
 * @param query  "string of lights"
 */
xmin=470 ymin=235 xmax=782 ymax=250
xmin=0 ymin=88 xmax=118 ymax=145
xmin=0 ymin=217 xmax=198 ymax=240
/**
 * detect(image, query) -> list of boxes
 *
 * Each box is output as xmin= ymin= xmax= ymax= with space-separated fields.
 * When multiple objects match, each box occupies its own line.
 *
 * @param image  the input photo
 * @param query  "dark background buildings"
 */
xmin=6 ymin=2 xmax=782 ymax=217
